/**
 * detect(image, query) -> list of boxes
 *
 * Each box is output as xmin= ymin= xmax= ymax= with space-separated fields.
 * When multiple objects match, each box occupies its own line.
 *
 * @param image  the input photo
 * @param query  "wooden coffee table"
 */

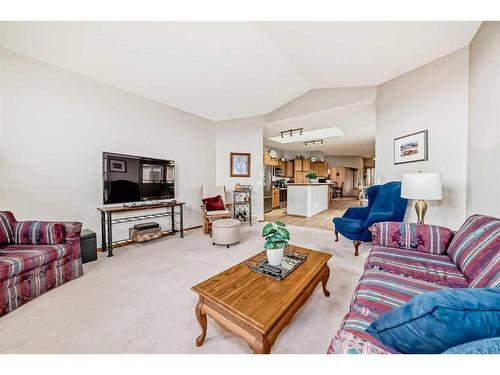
xmin=191 ymin=245 xmax=332 ymax=354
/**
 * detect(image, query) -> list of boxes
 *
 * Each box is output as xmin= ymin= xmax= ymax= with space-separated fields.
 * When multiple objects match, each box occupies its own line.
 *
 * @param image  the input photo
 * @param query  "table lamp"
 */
xmin=401 ymin=172 xmax=442 ymax=224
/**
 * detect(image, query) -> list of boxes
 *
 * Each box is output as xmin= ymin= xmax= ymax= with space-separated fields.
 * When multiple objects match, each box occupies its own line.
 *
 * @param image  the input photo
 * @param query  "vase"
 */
xmin=309 ymin=178 xmax=318 ymax=183
xmin=266 ymin=246 xmax=284 ymax=266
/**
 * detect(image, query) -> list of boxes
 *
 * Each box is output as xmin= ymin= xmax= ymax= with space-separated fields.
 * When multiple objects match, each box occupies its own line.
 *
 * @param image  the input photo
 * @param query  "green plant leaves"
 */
xmin=275 ymin=226 xmax=290 ymax=240
xmin=262 ymin=223 xmax=274 ymax=237
xmin=263 ymin=220 xmax=290 ymax=249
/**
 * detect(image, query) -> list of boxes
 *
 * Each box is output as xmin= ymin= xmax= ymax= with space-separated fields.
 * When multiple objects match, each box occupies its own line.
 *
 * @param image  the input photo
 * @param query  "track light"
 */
xmin=279 ymin=128 xmax=304 ymax=139
xmin=304 ymin=139 xmax=324 ymax=146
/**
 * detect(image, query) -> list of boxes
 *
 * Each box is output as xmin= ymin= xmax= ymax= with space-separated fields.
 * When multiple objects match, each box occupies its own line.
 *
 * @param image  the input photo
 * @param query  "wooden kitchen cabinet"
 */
xmin=272 ymin=188 xmax=280 ymax=209
xmin=302 ymin=159 xmax=311 ymax=171
xmin=286 ymin=160 xmax=294 ymax=177
xmin=279 ymin=160 xmax=286 ymax=173
xmin=312 ymin=161 xmax=326 ymax=177
xmin=294 ymin=159 xmax=302 ymax=172
xmin=294 ymin=172 xmax=307 ymax=183
xmin=264 ymin=152 xmax=272 ymax=165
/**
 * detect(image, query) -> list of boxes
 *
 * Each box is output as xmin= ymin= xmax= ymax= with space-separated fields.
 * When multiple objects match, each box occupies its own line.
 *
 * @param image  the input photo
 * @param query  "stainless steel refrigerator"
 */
xmin=264 ymin=164 xmax=273 ymax=213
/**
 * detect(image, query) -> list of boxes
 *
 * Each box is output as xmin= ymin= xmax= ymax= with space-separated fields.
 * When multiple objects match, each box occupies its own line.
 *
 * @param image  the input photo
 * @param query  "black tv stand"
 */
xmin=97 ymin=202 xmax=185 ymax=257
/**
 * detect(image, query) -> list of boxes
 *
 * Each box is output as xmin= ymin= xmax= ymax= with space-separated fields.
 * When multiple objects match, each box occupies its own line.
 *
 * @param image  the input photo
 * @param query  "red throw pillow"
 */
xmin=202 ymin=195 xmax=225 ymax=211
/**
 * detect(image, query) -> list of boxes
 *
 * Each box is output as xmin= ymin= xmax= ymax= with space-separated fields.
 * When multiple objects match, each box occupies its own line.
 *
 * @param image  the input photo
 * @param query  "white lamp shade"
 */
xmin=401 ymin=173 xmax=443 ymax=200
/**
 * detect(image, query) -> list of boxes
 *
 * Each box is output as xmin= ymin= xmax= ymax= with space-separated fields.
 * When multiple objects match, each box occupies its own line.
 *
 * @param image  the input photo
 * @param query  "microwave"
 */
xmin=273 ymin=165 xmax=283 ymax=176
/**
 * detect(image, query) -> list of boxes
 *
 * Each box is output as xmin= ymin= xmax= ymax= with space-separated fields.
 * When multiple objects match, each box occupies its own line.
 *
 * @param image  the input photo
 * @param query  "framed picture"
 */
xmin=394 ymin=130 xmax=428 ymax=165
xmin=109 ymin=158 xmax=127 ymax=173
xmin=230 ymin=153 xmax=251 ymax=177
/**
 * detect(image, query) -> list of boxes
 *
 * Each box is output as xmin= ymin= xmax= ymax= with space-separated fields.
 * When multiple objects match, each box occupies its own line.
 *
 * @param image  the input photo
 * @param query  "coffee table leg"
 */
xmin=321 ymin=266 xmax=331 ymax=297
xmin=195 ymin=298 xmax=207 ymax=347
xmin=251 ymin=336 xmax=271 ymax=354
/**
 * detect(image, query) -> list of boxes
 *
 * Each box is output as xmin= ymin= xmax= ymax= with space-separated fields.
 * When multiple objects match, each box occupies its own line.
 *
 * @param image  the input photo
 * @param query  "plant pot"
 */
xmin=309 ymin=178 xmax=318 ymax=183
xmin=266 ymin=247 xmax=284 ymax=267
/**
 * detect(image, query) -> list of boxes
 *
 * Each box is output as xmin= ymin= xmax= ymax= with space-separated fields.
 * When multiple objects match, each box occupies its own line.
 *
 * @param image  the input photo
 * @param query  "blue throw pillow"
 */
xmin=443 ymin=337 xmax=500 ymax=354
xmin=366 ymin=288 xmax=500 ymax=354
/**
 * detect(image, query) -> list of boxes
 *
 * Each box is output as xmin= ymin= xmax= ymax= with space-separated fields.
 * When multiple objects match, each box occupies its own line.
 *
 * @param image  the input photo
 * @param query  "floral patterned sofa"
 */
xmin=328 ymin=214 xmax=500 ymax=354
xmin=0 ymin=211 xmax=83 ymax=317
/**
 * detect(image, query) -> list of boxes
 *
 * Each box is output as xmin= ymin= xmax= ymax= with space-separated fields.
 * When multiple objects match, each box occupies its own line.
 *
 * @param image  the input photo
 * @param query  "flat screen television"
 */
xmin=103 ymin=152 xmax=175 ymax=204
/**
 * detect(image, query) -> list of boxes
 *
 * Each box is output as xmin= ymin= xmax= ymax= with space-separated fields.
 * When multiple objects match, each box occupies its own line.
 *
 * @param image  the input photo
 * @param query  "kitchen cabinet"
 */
xmin=264 ymin=152 xmax=278 ymax=166
xmin=264 ymin=153 xmax=272 ymax=165
xmin=272 ymin=188 xmax=280 ymax=209
xmin=312 ymin=161 xmax=326 ymax=177
xmin=302 ymin=159 xmax=311 ymax=171
xmin=294 ymin=159 xmax=303 ymax=172
xmin=279 ymin=160 xmax=286 ymax=173
xmin=294 ymin=172 xmax=307 ymax=184
xmin=286 ymin=161 xmax=294 ymax=177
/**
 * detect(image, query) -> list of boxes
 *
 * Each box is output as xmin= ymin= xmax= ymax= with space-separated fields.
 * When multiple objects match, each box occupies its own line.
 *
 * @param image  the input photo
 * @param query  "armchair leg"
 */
xmin=334 ymin=230 xmax=339 ymax=242
xmin=353 ymin=241 xmax=361 ymax=256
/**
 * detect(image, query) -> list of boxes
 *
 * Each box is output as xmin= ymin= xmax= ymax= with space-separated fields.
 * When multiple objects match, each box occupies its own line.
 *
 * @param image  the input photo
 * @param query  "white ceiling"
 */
xmin=0 ymin=21 xmax=481 ymax=121
xmin=264 ymin=100 xmax=376 ymax=157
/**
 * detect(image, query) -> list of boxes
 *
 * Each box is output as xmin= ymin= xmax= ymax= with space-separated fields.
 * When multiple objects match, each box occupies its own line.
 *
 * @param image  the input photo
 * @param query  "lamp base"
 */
xmin=415 ymin=200 xmax=427 ymax=224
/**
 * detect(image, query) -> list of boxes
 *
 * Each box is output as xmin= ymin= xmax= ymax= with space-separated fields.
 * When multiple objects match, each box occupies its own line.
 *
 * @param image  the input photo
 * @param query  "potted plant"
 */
xmin=262 ymin=221 xmax=290 ymax=266
xmin=306 ymin=170 xmax=318 ymax=183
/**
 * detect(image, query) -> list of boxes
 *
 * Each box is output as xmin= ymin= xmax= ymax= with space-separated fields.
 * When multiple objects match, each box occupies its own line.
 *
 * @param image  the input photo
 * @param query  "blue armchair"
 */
xmin=332 ymin=181 xmax=408 ymax=256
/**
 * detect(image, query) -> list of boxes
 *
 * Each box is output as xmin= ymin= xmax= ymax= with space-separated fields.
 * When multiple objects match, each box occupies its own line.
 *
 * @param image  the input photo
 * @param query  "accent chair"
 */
xmin=332 ymin=181 xmax=408 ymax=255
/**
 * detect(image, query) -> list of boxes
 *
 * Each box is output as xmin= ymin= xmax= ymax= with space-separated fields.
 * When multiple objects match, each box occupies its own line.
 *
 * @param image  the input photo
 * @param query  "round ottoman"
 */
xmin=212 ymin=219 xmax=241 ymax=248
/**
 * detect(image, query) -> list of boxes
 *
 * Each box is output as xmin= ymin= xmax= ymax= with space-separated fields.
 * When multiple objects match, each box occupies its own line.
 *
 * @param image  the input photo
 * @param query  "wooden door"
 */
xmin=272 ymin=188 xmax=280 ymax=209
xmin=286 ymin=161 xmax=294 ymax=177
xmin=294 ymin=172 xmax=307 ymax=183
xmin=264 ymin=153 xmax=272 ymax=165
xmin=279 ymin=160 xmax=286 ymax=174
xmin=294 ymin=159 xmax=303 ymax=172
xmin=302 ymin=159 xmax=311 ymax=171
xmin=314 ymin=162 xmax=325 ymax=177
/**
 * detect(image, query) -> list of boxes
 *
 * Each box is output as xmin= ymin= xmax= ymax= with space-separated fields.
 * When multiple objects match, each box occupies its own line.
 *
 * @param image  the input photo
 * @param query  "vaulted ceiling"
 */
xmin=0 ymin=21 xmax=481 ymax=122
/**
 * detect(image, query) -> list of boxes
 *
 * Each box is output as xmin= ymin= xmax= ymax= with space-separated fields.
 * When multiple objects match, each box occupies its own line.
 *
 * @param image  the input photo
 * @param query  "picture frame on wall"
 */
xmin=230 ymin=152 xmax=251 ymax=177
xmin=394 ymin=130 xmax=428 ymax=165
xmin=109 ymin=158 xmax=127 ymax=173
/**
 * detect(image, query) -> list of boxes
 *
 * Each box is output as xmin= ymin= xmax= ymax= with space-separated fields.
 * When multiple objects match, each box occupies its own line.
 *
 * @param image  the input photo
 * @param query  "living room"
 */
xmin=1 ymin=1 xmax=499 ymax=374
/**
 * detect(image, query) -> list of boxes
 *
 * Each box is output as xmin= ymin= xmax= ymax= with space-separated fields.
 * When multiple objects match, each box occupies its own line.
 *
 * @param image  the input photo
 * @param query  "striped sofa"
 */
xmin=0 ymin=211 xmax=83 ymax=317
xmin=328 ymin=214 xmax=500 ymax=354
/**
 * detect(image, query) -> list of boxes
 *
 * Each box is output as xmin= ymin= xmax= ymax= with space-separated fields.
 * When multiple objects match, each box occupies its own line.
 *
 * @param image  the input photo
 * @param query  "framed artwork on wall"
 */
xmin=109 ymin=158 xmax=127 ymax=173
xmin=394 ymin=130 xmax=428 ymax=165
xmin=230 ymin=153 xmax=251 ymax=177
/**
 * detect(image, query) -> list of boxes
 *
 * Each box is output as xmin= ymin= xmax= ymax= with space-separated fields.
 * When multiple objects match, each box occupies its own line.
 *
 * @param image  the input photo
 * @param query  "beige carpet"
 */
xmin=0 ymin=223 xmax=370 ymax=354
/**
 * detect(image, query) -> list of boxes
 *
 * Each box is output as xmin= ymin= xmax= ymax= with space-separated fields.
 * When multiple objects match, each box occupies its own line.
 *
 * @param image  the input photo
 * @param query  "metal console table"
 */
xmin=97 ymin=202 xmax=185 ymax=257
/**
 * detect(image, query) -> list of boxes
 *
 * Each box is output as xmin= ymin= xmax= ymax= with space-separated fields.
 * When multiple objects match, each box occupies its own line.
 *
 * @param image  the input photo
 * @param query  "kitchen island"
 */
xmin=286 ymin=183 xmax=329 ymax=217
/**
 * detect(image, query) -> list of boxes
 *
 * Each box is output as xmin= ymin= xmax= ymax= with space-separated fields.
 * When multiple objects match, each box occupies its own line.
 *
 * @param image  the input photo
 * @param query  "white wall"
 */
xmin=215 ymin=116 xmax=264 ymax=221
xmin=376 ymin=47 xmax=469 ymax=229
xmin=467 ymin=22 xmax=500 ymax=218
xmin=0 ymin=48 xmax=216 ymax=243
xmin=324 ymin=155 xmax=364 ymax=170
xmin=266 ymin=86 xmax=376 ymax=122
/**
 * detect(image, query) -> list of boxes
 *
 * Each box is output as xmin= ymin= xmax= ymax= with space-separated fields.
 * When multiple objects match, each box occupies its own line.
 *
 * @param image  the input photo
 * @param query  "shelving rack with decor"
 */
xmin=233 ymin=188 xmax=252 ymax=225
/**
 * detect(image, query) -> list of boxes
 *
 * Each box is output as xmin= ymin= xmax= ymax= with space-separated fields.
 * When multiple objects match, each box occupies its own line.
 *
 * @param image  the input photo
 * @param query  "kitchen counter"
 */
xmin=287 ymin=184 xmax=329 ymax=217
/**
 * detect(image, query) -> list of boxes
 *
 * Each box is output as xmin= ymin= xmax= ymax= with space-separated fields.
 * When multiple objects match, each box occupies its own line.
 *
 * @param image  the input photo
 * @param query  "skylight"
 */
xmin=269 ymin=126 xmax=344 ymax=144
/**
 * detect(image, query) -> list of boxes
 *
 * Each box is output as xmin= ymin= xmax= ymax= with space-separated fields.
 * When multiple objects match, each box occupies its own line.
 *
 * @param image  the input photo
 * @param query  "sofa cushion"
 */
xmin=350 ymin=269 xmax=448 ymax=318
xmin=0 ymin=244 xmax=69 ymax=282
xmin=443 ymin=337 xmax=500 ymax=354
xmin=366 ymin=246 xmax=469 ymax=288
xmin=447 ymin=214 xmax=500 ymax=284
xmin=469 ymin=252 xmax=499 ymax=288
xmin=12 ymin=221 xmax=65 ymax=245
xmin=370 ymin=222 xmax=454 ymax=255
xmin=366 ymin=288 xmax=500 ymax=354
xmin=0 ymin=211 xmax=16 ymax=247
